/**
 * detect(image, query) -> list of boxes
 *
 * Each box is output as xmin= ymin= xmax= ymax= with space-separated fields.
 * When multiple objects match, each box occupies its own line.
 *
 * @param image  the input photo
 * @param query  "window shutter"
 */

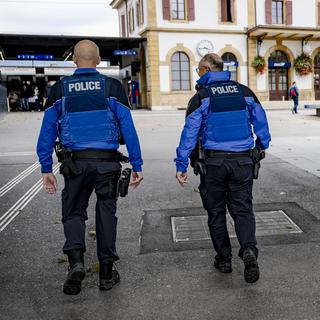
xmin=163 ymin=0 xmax=170 ymax=20
xmin=136 ymin=3 xmax=140 ymax=25
xmin=221 ymin=0 xmax=228 ymax=22
xmin=121 ymin=15 xmax=126 ymax=37
xmin=286 ymin=0 xmax=293 ymax=25
xmin=265 ymin=0 xmax=272 ymax=24
xmin=187 ymin=0 xmax=195 ymax=20
xmin=141 ymin=0 xmax=144 ymax=24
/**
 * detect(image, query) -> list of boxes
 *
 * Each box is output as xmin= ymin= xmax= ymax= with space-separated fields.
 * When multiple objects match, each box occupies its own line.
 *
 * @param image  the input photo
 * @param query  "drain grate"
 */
xmin=171 ymin=210 xmax=303 ymax=243
xmin=140 ymin=203 xmax=317 ymax=254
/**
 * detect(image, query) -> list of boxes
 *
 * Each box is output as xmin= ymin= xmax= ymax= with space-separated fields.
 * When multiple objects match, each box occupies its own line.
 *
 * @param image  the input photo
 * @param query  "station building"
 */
xmin=111 ymin=0 xmax=320 ymax=110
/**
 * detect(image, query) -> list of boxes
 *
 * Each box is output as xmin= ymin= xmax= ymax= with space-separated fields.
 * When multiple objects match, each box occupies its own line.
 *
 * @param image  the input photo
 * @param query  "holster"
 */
xmin=55 ymin=142 xmax=81 ymax=178
xmin=117 ymin=168 xmax=132 ymax=198
xmin=190 ymin=138 xmax=207 ymax=176
xmin=190 ymin=151 xmax=207 ymax=176
xmin=59 ymin=158 xmax=81 ymax=178
xmin=250 ymin=148 xmax=265 ymax=179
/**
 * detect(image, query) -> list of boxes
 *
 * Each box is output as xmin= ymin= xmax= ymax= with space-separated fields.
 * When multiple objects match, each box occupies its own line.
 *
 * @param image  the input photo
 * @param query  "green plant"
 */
xmin=294 ymin=53 xmax=313 ymax=76
xmin=251 ymin=56 xmax=266 ymax=74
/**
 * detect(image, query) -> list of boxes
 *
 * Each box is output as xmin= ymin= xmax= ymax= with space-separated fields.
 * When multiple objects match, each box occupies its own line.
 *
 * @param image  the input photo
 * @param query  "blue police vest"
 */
xmin=205 ymin=81 xmax=252 ymax=143
xmin=59 ymin=74 xmax=119 ymax=148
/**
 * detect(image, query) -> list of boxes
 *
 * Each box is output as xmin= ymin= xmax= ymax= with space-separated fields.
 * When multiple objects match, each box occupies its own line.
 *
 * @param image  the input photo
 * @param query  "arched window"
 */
xmin=171 ymin=52 xmax=190 ymax=91
xmin=269 ymin=50 xmax=288 ymax=63
xmin=222 ymin=52 xmax=238 ymax=81
xmin=315 ymin=53 xmax=320 ymax=67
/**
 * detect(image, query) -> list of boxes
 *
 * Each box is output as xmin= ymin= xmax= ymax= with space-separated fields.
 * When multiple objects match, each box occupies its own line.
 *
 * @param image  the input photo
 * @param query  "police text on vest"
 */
xmin=68 ymin=81 xmax=101 ymax=93
xmin=211 ymin=85 xmax=239 ymax=95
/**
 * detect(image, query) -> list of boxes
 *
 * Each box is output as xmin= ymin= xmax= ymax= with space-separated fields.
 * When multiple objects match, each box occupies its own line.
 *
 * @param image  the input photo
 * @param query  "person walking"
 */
xmin=175 ymin=53 xmax=271 ymax=283
xmin=289 ymin=81 xmax=299 ymax=114
xmin=37 ymin=40 xmax=143 ymax=295
xmin=20 ymin=81 xmax=30 ymax=111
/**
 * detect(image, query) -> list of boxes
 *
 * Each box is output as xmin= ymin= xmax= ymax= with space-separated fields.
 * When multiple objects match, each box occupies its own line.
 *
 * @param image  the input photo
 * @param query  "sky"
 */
xmin=0 ymin=0 xmax=119 ymax=37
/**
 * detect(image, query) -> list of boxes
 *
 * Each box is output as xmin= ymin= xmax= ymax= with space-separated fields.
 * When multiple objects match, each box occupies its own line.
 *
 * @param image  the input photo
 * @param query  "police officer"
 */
xmin=175 ymin=53 xmax=271 ymax=283
xmin=37 ymin=40 xmax=143 ymax=295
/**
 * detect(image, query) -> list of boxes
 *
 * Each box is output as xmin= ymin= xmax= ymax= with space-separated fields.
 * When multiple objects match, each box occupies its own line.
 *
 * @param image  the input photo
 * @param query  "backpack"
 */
xmin=290 ymin=87 xmax=297 ymax=98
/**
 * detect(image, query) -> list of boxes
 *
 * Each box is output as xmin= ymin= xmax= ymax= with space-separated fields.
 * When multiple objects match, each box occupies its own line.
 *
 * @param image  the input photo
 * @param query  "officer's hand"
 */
xmin=130 ymin=171 xmax=143 ymax=189
xmin=42 ymin=173 xmax=57 ymax=194
xmin=176 ymin=172 xmax=188 ymax=186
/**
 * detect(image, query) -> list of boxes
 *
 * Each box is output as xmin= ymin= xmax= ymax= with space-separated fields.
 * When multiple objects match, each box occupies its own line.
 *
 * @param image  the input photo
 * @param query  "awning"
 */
xmin=248 ymin=25 xmax=320 ymax=41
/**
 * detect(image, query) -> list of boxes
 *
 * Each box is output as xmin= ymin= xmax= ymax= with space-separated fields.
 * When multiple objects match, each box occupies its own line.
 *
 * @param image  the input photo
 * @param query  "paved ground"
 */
xmin=1 ymin=108 xmax=320 ymax=320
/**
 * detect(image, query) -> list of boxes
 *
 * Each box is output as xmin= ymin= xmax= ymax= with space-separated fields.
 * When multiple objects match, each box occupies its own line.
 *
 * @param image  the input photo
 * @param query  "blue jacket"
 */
xmin=175 ymin=71 xmax=271 ymax=173
xmin=37 ymin=68 xmax=143 ymax=173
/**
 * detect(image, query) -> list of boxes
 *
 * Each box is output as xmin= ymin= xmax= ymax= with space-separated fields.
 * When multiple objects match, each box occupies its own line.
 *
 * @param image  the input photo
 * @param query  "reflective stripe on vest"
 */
xmin=59 ymin=74 xmax=119 ymax=147
xmin=205 ymin=81 xmax=251 ymax=142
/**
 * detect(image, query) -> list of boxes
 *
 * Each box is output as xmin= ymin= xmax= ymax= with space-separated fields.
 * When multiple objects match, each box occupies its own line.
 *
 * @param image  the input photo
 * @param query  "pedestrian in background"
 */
xmin=21 ymin=81 xmax=30 ymax=111
xmin=289 ymin=81 xmax=299 ymax=114
xmin=37 ymin=40 xmax=143 ymax=295
xmin=175 ymin=53 xmax=271 ymax=284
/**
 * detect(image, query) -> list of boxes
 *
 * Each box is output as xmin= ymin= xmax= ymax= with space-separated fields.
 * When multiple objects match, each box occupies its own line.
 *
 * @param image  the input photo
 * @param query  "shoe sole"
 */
xmin=99 ymin=270 xmax=120 ymax=291
xmin=243 ymin=254 xmax=259 ymax=284
xmin=63 ymin=268 xmax=85 ymax=295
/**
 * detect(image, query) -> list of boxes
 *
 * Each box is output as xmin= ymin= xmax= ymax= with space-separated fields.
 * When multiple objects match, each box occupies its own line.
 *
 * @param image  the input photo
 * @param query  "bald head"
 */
xmin=73 ymin=40 xmax=101 ymax=68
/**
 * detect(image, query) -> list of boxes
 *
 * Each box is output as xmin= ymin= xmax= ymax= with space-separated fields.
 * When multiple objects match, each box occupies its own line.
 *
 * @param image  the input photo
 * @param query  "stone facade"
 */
xmin=111 ymin=0 xmax=320 ymax=109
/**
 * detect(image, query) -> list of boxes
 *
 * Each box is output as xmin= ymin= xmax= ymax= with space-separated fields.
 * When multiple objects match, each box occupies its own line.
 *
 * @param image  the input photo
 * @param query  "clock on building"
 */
xmin=197 ymin=40 xmax=214 ymax=57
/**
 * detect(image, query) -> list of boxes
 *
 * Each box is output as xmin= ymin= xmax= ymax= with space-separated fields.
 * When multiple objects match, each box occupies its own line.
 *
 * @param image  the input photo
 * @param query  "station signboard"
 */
xmin=17 ymin=54 xmax=54 ymax=60
xmin=113 ymin=50 xmax=137 ymax=56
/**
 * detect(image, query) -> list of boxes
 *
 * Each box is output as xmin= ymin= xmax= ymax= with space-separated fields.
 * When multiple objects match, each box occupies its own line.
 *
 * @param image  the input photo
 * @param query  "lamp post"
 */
xmin=257 ymin=38 xmax=263 ymax=56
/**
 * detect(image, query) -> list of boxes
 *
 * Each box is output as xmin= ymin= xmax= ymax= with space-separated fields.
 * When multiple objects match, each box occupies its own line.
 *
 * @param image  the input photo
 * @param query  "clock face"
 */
xmin=197 ymin=40 xmax=214 ymax=57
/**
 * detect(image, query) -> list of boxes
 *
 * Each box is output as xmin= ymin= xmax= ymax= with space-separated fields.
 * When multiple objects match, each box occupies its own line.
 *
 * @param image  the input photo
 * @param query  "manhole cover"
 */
xmin=140 ymin=203 xmax=319 ymax=254
xmin=171 ymin=210 xmax=303 ymax=243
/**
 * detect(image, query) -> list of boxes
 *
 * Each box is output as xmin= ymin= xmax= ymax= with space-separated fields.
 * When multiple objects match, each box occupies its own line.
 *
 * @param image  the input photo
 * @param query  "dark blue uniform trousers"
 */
xmin=199 ymin=155 xmax=258 ymax=261
xmin=61 ymin=160 xmax=121 ymax=264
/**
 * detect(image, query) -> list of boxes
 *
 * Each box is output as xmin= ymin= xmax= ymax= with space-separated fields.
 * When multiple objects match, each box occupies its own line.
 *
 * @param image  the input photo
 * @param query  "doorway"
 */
xmin=314 ymin=53 xmax=320 ymax=100
xmin=268 ymin=50 xmax=290 ymax=101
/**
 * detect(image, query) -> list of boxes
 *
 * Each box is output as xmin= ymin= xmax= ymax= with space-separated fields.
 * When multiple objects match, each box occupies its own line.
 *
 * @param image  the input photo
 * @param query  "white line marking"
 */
xmin=0 ymin=162 xmax=40 ymax=197
xmin=0 ymin=164 xmax=60 ymax=232
xmin=0 ymin=179 xmax=43 ymax=224
xmin=0 ymin=152 xmax=35 ymax=157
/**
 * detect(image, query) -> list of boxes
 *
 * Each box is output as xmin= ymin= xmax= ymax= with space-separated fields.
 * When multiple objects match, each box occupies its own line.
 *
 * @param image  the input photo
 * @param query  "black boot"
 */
xmin=63 ymin=250 xmax=85 ymax=295
xmin=99 ymin=262 xmax=120 ymax=291
xmin=214 ymin=256 xmax=232 ymax=273
xmin=243 ymin=248 xmax=259 ymax=284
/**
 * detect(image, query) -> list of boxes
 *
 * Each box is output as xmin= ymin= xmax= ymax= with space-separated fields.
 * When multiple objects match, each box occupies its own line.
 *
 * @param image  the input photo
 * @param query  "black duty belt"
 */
xmin=73 ymin=149 xmax=120 ymax=161
xmin=205 ymin=150 xmax=251 ymax=158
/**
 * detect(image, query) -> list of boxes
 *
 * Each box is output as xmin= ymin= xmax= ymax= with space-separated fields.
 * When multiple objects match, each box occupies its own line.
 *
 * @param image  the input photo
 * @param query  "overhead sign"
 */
xmin=223 ymin=61 xmax=239 ymax=67
xmin=17 ymin=54 xmax=54 ymax=60
xmin=113 ymin=50 xmax=137 ymax=56
xmin=268 ymin=62 xmax=291 ymax=69
xmin=0 ymin=67 xmax=36 ymax=76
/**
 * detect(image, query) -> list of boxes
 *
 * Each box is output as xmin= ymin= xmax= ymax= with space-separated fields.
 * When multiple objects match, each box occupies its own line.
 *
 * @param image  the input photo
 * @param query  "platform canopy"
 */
xmin=0 ymin=34 xmax=146 ymax=66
